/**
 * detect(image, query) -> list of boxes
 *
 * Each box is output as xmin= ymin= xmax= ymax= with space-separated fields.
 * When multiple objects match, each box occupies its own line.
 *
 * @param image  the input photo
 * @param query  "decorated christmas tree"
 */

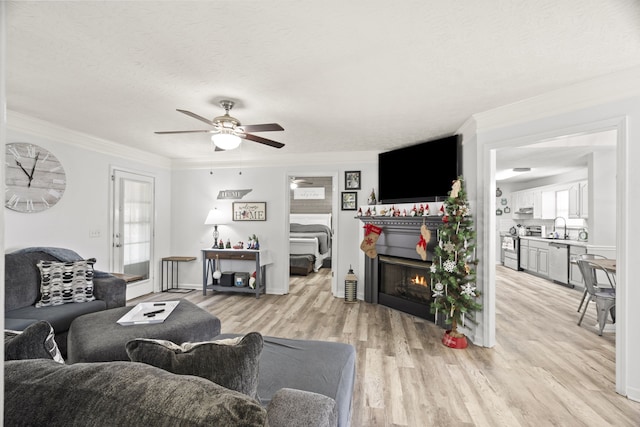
xmin=430 ymin=177 xmax=481 ymax=347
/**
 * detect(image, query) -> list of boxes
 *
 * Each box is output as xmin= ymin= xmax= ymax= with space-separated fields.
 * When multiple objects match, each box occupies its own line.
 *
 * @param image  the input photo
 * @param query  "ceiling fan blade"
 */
xmin=154 ymin=130 xmax=212 ymax=134
xmin=176 ymin=109 xmax=215 ymax=126
xmin=242 ymin=133 xmax=285 ymax=148
xmin=239 ymin=123 xmax=284 ymax=133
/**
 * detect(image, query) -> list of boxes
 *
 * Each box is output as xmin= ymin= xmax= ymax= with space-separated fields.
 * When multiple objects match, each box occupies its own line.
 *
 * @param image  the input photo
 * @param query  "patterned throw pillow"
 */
xmin=35 ymin=258 xmax=97 ymax=307
xmin=126 ymin=332 xmax=263 ymax=401
xmin=5 ymin=321 xmax=64 ymax=363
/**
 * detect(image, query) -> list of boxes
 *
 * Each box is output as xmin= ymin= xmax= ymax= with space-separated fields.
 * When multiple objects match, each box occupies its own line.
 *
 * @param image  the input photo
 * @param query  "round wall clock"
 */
xmin=5 ymin=142 xmax=67 ymax=213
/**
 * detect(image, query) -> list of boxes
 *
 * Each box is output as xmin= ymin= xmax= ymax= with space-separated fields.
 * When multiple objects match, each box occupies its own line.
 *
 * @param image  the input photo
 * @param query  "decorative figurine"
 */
xmin=368 ymin=188 xmax=377 ymax=205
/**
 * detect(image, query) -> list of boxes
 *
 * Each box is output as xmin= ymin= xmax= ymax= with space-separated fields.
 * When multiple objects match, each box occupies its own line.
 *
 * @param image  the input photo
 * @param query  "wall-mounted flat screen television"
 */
xmin=378 ymin=135 xmax=462 ymax=204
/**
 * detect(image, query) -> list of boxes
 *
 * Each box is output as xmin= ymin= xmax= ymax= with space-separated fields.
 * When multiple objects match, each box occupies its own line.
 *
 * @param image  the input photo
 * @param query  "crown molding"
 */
xmin=473 ymin=66 xmax=640 ymax=133
xmin=7 ymin=111 xmax=172 ymax=169
xmin=171 ymin=151 xmax=379 ymax=170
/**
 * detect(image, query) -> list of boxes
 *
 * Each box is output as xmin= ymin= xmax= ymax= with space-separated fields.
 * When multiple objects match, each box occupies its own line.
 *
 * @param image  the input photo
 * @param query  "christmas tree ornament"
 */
xmin=443 ymin=259 xmax=456 ymax=273
xmin=450 ymin=179 xmax=461 ymax=198
xmin=443 ymin=241 xmax=456 ymax=253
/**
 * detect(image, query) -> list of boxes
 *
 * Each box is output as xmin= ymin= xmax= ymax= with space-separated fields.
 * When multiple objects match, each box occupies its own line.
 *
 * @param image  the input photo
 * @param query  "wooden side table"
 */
xmin=161 ymin=256 xmax=197 ymax=292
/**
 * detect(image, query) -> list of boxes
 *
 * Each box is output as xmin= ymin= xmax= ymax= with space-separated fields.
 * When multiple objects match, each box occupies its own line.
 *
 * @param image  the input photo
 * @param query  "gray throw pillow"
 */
xmin=126 ymin=332 xmax=263 ymax=401
xmin=5 ymin=321 xmax=64 ymax=363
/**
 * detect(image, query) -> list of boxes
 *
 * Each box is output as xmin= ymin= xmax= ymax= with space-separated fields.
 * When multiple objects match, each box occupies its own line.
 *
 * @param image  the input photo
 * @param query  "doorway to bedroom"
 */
xmin=288 ymin=175 xmax=336 ymax=293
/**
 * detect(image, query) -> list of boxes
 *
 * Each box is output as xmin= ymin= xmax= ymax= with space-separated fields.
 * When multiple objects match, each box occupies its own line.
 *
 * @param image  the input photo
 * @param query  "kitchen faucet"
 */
xmin=553 ymin=216 xmax=567 ymax=239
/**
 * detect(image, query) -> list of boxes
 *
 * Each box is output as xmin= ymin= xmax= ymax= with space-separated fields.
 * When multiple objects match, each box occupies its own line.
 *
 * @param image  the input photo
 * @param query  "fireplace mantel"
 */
xmin=358 ymin=216 xmax=441 ymax=262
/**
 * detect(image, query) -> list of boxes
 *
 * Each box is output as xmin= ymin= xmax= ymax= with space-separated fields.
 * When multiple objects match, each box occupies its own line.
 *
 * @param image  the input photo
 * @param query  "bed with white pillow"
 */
xmin=289 ymin=213 xmax=332 ymax=272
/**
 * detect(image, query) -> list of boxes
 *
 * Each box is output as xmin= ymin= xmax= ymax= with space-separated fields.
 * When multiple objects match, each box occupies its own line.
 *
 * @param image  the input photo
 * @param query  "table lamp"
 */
xmin=204 ymin=208 xmax=223 ymax=248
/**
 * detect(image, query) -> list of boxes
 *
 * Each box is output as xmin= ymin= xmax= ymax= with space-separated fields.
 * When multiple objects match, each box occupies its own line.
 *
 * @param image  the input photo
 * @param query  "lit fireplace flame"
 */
xmin=412 ymin=275 xmax=427 ymax=286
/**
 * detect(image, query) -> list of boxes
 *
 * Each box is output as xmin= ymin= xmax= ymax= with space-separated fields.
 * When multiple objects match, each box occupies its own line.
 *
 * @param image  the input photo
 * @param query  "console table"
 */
xmin=201 ymin=248 xmax=271 ymax=298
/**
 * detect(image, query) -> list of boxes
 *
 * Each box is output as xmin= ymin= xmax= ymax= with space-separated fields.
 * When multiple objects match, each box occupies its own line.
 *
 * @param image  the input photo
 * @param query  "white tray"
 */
xmin=117 ymin=301 xmax=180 ymax=326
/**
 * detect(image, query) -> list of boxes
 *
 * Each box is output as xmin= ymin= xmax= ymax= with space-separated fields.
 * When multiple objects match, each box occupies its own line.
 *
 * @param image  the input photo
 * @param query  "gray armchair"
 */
xmin=4 ymin=247 xmax=126 ymax=356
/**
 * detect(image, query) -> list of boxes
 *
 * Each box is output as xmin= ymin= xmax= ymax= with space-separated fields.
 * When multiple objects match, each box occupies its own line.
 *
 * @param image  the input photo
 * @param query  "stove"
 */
xmin=502 ymin=235 xmax=520 ymax=270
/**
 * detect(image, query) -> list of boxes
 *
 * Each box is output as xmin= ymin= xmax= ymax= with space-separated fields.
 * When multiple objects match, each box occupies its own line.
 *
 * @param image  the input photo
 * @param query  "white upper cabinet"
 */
xmin=513 ymin=180 xmax=587 ymax=219
xmin=580 ymin=181 xmax=588 ymax=218
xmin=568 ymin=180 xmax=588 ymax=218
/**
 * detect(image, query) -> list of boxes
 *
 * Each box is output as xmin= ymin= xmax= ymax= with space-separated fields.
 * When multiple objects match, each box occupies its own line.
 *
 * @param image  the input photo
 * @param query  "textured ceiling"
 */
xmin=6 ymin=1 xmax=640 ymax=165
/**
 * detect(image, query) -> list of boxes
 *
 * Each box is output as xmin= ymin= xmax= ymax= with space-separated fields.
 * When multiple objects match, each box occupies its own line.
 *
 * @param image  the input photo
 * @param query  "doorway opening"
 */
xmin=489 ymin=123 xmax=622 ymax=391
xmin=287 ymin=174 xmax=338 ymax=296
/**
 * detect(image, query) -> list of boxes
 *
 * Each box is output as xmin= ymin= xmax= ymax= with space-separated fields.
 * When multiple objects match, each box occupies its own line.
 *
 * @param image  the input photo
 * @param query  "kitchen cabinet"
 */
xmin=523 ymin=239 xmax=549 ymax=277
xmin=569 ymin=245 xmax=587 ymax=288
xmin=520 ymin=191 xmax=534 ymax=209
xmin=580 ymin=182 xmax=588 ymax=218
xmin=532 ymin=190 xmax=542 ymax=218
xmin=519 ymin=239 xmax=529 ymax=269
xmin=569 ymin=180 xmax=588 ymax=219
xmin=512 ymin=190 xmax=522 ymax=212
xmin=513 ymin=190 xmax=535 ymax=214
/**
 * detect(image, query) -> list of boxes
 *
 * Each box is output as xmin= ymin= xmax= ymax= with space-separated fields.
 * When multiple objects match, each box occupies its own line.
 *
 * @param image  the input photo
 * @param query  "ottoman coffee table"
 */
xmin=66 ymin=299 xmax=221 ymax=364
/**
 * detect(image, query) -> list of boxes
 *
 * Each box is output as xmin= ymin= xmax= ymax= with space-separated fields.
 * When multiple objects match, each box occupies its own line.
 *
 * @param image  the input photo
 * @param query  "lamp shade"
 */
xmin=204 ymin=208 xmax=223 ymax=225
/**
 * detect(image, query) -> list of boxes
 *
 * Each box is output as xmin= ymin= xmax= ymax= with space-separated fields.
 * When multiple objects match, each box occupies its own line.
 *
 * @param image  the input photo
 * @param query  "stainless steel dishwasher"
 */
xmin=548 ymin=242 xmax=570 ymax=286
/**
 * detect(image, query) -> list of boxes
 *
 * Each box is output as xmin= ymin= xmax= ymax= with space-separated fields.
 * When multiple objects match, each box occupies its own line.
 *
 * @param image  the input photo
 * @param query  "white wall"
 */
xmin=170 ymin=160 xmax=378 ymax=298
xmin=5 ymin=119 xmax=172 ymax=296
xmin=589 ymin=150 xmax=616 ymax=245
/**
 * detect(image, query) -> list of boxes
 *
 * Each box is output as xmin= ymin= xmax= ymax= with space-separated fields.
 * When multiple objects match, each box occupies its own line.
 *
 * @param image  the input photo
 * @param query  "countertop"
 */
xmin=519 ymin=236 xmax=615 ymax=250
xmin=520 ymin=236 xmax=586 ymax=246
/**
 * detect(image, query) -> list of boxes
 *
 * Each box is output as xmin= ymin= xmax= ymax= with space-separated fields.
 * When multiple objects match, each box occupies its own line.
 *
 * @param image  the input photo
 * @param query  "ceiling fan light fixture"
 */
xmin=212 ymin=129 xmax=241 ymax=150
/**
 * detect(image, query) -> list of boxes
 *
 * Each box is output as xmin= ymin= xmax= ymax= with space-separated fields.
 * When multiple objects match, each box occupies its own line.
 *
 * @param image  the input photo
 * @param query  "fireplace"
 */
xmin=361 ymin=216 xmax=439 ymax=321
xmin=378 ymin=255 xmax=433 ymax=319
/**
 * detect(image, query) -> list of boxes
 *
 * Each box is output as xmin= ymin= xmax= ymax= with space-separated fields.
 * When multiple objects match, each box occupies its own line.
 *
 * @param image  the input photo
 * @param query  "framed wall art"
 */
xmin=345 ymin=171 xmax=361 ymax=190
xmin=341 ymin=192 xmax=357 ymax=211
xmin=232 ymin=202 xmax=267 ymax=221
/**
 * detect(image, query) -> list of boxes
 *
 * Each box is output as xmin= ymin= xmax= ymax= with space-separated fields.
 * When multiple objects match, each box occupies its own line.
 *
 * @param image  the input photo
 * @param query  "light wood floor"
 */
xmin=131 ymin=265 xmax=640 ymax=426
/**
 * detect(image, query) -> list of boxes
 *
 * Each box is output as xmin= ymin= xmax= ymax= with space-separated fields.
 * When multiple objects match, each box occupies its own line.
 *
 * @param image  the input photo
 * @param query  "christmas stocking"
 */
xmin=361 ymin=224 xmax=382 ymax=259
xmin=416 ymin=224 xmax=431 ymax=261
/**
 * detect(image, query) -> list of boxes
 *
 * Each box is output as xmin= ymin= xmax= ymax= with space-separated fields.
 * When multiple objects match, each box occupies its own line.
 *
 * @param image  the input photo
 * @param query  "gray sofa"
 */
xmin=5 ymin=358 xmax=339 ymax=427
xmin=4 ymin=329 xmax=356 ymax=426
xmin=4 ymin=248 xmax=126 ymax=356
xmin=219 ymin=334 xmax=356 ymax=427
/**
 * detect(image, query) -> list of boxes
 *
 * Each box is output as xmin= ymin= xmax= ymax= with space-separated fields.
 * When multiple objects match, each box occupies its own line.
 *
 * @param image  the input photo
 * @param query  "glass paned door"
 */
xmin=111 ymin=169 xmax=154 ymax=289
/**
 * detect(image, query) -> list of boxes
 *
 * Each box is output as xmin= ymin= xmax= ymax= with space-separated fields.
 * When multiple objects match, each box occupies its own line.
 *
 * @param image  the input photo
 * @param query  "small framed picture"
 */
xmin=341 ymin=192 xmax=357 ymax=211
xmin=345 ymin=171 xmax=361 ymax=190
xmin=232 ymin=202 xmax=267 ymax=221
